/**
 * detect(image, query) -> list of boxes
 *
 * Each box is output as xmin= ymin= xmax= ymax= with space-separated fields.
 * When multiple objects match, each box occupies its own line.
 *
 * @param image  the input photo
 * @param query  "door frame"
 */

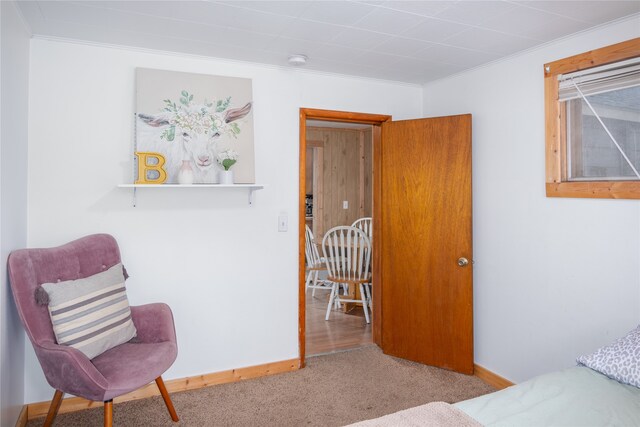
xmin=298 ymin=108 xmax=391 ymax=367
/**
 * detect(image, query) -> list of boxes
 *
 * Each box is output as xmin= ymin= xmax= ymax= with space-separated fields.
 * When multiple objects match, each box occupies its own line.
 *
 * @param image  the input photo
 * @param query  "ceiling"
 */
xmin=16 ymin=1 xmax=640 ymax=84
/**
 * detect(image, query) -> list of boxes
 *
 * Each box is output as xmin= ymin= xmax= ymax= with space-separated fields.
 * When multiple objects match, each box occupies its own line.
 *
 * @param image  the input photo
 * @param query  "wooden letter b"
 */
xmin=135 ymin=152 xmax=168 ymax=184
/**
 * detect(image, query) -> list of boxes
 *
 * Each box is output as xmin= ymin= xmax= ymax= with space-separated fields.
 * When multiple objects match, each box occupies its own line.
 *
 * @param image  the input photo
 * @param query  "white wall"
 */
xmin=423 ymin=17 xmax=640 ymax=383
xmin=25 ymin=39 xmax=422 ymax=402
xmin=1 ymin=1 xmax=30 ymax=423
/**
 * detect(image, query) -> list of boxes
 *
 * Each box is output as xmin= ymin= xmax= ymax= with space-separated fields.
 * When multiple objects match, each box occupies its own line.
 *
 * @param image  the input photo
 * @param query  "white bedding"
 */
xmin=349 ymin=401 xmax=482 ymax=427
xmin=455 ymin=366 xmax=640 ymax=426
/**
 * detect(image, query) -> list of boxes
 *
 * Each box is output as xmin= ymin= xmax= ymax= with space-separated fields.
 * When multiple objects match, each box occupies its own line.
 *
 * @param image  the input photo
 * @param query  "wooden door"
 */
xmin=380 ymin=115 xmax=473 ymax=374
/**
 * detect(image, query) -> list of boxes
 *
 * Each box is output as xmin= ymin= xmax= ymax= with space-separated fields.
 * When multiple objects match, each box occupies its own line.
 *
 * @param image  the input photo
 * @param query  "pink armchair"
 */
xmin=8 ymin=234 xmax=179 ymax=426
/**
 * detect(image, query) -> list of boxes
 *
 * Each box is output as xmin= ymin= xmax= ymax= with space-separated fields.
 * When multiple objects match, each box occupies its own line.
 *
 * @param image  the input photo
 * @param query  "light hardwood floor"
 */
xmin=305 ymin=288 xmax=372 ymax=356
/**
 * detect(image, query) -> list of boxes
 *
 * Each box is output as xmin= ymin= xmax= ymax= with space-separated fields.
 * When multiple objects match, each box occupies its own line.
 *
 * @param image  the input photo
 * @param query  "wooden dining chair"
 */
xmin=322 ymin=226 xmax=372 ymax=323
xmin=305 ymin=225 xmax=331 ymax=297
xmin=351 ymin=217 xmax=373 ymax=308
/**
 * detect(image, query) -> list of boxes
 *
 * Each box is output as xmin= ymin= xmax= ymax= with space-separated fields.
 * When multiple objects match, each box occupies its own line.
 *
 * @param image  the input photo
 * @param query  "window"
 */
xmin=545 ymin=38 xmax=640 ymax=199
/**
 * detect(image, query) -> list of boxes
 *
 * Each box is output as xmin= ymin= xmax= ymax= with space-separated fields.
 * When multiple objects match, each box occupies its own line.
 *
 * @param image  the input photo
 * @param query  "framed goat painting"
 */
xmin=135 ymin=68 xmax=254 ymax=184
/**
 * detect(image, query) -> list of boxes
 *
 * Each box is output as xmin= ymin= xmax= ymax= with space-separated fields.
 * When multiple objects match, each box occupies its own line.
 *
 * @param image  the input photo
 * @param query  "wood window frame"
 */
xmin=544 ymin=37 xmax=640 ymax=199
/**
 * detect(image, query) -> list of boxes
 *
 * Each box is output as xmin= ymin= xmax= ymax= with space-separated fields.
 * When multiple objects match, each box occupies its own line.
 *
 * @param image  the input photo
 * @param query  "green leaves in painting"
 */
xmin=179 ymin=90 xmax=194 ymax=106
xmin=229 ymin=123 xmax=240 ymax=137
xmin=163 ymin=99 xmax=178 ymax=112
xmin=215 ymin=97 xmax=231 ymax=113
xmin=161 ymin=125 xmax=176 ymax=141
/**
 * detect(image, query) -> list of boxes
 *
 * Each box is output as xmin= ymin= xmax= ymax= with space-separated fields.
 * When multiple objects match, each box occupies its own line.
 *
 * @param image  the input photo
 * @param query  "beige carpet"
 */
xmin=29 ymin=346 xmax=495 ymax=427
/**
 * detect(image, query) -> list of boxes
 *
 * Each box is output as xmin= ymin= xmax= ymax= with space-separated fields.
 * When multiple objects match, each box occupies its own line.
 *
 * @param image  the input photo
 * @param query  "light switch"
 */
xmin=278 ymin=212 xmax=288 ymax=232
xmin=343 ymin=200 xmax=349 ymax=209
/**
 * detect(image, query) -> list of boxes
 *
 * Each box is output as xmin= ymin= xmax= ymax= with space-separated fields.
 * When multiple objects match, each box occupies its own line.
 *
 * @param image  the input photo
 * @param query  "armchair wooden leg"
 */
xmin=43 ymin=390 xmax=64 ymax=427
xmin=155 ymin=376 xmax=179 ymax=422
xmin=104 ymin=400 xmax=113 ymax=427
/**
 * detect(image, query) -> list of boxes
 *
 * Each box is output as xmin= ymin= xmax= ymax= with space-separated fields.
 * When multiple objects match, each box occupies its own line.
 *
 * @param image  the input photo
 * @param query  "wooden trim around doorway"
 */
xmin=371 ymin=125 xmax=383 ymax=346
xmin=299 ymin=108 xmax=391 ymax=367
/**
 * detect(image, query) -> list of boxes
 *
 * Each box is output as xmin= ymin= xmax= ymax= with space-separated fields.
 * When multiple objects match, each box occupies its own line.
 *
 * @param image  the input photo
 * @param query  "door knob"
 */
xmin=457 ymin=257 xmax=469 ymax=267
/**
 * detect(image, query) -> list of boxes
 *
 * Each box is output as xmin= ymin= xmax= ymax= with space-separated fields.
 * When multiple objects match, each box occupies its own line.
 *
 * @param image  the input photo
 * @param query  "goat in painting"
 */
xmin=137 ymin=91 xmax=252 ymax=183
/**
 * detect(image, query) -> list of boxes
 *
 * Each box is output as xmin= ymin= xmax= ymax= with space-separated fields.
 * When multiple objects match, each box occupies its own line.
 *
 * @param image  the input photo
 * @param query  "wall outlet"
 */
xmin=278 ymin=212 xmax=288 ymax=232
xmin=343 ymin=200 xmax=349 ymax=209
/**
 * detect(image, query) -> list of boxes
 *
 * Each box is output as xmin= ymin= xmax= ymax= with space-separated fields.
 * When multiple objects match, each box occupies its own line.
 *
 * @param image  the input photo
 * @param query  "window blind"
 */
xmin=558 ymin=57 xmax=640 ymax=101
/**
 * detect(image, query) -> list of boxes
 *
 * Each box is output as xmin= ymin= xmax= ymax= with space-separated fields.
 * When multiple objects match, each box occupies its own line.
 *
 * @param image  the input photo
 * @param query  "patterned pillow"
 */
xmin=577 ymin=325 xmax=640 ymax=388
xmin=40 ymin=263 xmax=137 ymax=360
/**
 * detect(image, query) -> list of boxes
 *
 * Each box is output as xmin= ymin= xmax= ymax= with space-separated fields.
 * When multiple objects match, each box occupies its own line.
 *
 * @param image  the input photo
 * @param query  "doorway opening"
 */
xmin=305 ymin=120 xmax=373 ymax=356
xmin=299 ymin=109 xmax=391 ymax=367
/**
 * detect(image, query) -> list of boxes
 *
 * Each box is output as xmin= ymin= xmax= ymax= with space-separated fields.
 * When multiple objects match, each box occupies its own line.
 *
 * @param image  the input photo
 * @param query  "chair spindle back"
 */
xmin=304 ymin=225 xmax=323 ymax=268
xmin=322 ymin=226 xmax=371 ymax=283
xmin=351 ymin=217 xmax=373 ymax=241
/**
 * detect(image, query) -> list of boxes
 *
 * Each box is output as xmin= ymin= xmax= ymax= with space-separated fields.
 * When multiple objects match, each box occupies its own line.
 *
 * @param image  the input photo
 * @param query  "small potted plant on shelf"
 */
xmin=217 ymin=149 xmax=239 ymax=184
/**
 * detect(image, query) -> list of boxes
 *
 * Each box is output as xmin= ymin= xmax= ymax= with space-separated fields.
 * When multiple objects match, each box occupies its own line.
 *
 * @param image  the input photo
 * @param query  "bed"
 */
xmin=351 ymin=326 xmax=640 ymax=426
xmin=456 ymin=366 xmax=640 ymax=426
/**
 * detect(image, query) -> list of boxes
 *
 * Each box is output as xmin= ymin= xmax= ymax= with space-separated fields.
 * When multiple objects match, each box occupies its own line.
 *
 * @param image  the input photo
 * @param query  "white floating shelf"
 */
xmin=118 ymin=184 xmax=264 ymax=188
xmin=118 ymin=184 xmax=265 ymax=206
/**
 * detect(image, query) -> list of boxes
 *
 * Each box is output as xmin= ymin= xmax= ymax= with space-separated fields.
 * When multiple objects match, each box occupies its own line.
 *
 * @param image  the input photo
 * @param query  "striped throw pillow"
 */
xmin=41 ymin=263 xmax=137 ymax=360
